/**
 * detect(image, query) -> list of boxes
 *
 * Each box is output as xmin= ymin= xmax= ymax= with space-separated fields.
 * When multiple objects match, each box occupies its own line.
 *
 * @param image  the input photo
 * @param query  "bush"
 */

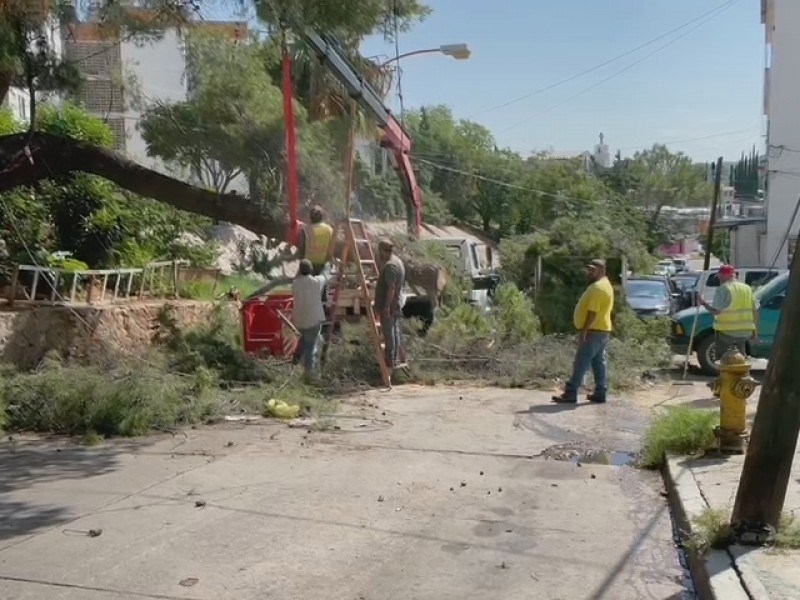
xmin=492 ymin=283 xmax=540 ymax=343
xmin=639 ymin=407 xmax=718 ymax=468
xmin=155 ymin=303 xmax=272 ymax=383
xmin=1 ymin=355 xmax=217 ymax=436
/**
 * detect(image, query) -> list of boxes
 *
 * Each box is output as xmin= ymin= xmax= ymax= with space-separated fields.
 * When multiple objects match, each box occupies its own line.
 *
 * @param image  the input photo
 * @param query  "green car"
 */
xmin=669 ymin=272 xmax=789 ymax=375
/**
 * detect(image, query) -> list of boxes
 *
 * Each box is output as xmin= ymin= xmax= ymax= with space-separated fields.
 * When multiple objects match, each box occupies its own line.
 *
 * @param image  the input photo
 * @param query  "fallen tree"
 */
xmin=0 ymin=132 xmax=447 ymax=301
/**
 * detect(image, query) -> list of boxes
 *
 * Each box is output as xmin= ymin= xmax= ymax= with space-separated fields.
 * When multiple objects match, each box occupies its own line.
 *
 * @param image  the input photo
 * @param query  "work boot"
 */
xmin=587 ymin=393 xmax=606 ymax=404
xmin=551 ymin=393 xmax=577 ymax=404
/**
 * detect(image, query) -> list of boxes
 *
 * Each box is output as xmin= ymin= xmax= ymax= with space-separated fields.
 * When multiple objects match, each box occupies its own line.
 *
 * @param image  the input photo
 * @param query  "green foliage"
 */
xmin=0 ymin=104 xmax=216 ymax=268
xmin=0 ymin=107 xmax=23 ymax=135
xmin=711 ymin=230 xmax=731 ymax=263
xmin=154 ymin=303 xmax=271 ymax=383
xmin=686 ymin=508 xmax=735 ymax=555
xmin=37 ymin=102 xmax=113 ymax=147
xmin=180 ymin=274 xmax=264 ymax=301
xmin=492 ymin=283 xmax=540 ymax=343
xmin=640 ymin=407 xmax=718 ymax=468
xmin=1 ymin=354 xmax=216 ymax=436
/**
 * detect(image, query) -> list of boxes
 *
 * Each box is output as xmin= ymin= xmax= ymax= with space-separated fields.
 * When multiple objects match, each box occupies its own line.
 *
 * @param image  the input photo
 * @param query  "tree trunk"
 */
xmin=0 ymin=71 xmax=11 ymax=108
xmin=0 ymin=132 xmax=444 ymax=296
xmin=0 ymin=132 xmax=286 ymax=240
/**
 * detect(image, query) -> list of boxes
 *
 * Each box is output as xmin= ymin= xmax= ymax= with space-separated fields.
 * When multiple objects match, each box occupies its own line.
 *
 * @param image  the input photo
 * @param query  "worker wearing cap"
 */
xmin=553 ymin=258 xmax=615 ymax=404
xmin=292 ymin=259 xmax=332 ymax=376
xmin=298 ymin=205 xmax=333 ymax=276
xmin=374 ymin=239 xmax=406 ymax=370
xmin=699 ymin=264 xmax=759 ymax=359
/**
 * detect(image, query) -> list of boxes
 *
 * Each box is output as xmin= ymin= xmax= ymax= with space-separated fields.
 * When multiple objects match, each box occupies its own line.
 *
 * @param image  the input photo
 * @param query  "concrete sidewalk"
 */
xmin=0 ymin=386 xmax=690 ymax=600
xmin=664 ymin=385 xmax=800 ymax=600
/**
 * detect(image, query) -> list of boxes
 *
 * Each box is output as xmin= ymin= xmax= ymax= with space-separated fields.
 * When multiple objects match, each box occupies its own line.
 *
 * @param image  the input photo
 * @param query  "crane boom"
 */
xmin=297 ymin=29 xmax=423 ymax=238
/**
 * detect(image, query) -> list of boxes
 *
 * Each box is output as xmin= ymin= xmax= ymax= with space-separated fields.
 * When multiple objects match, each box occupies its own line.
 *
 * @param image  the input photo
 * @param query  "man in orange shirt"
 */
xmin=553 ymin=259 xmax=615 ymax=404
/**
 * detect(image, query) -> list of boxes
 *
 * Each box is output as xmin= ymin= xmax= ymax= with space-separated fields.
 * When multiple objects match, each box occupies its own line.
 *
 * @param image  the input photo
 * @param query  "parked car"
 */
xmin=625 ymin=276 xmax=681 ymax=318
xmin=693 ymin=266 xmax=786 ymax=304
xmin=671 ymin=257 xmax=689 ymax=273
xmin=653 ymin=260 xmax=677 ymax=276
xmin=670 ymin=271 xmax=700 ymax=311
xmin=669 ymin=272 xmax=789 ymax=375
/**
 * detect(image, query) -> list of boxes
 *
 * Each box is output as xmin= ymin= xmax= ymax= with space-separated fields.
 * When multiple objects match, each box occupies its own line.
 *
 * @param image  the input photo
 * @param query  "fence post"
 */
xmin=100 ymin=274 xmax=108 ymax=303
xmin=173 ymin=261 xmax=180 ymax=299
xmin=113 ymin=270 xmax=121 ymax=301
xmin=126 ymin=271 xmax=134 ymax=299
xmin=31 ymin=269 xmax=40 ymax=302
xmin=87 ymin=275 xmax=96 ymax=305
xmin=139 ymin=266 xmax=147 ymax=300
xmin=49 ymin=271 xmax=60 ymax=303
xmin=8 ymin=265 xmax=19 ymax=307
xmin=69 ymin=271 xmax=79 ymax=303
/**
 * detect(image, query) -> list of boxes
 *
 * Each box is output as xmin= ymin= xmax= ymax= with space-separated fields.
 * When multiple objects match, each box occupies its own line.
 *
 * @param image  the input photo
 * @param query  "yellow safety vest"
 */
xmin=714 ymin=281 xmax=756 ymax=332
xmin=304 ymin=223 xmax=333 ymax=265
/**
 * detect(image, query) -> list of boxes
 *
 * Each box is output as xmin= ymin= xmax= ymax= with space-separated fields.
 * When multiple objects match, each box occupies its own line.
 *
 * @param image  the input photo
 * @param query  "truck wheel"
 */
xmin=696 ymin=334 xmax=719 ymax=376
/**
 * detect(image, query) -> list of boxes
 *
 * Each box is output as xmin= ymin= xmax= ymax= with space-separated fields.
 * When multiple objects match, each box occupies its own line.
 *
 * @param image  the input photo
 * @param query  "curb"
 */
xmin=663 ymin=455 xmax=760 ymax=600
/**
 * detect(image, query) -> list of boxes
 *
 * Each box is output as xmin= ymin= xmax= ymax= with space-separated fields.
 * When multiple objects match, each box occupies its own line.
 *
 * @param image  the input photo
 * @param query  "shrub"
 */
xmin=155 ymin=303 xmax=271 ymax=383
xmin=639 ymin=407 xmax=718 ymax=468
xmin=1 ymin=355 xmax=217 ymax=436
xmin=492 ymin=283 xmax=540 ymax=343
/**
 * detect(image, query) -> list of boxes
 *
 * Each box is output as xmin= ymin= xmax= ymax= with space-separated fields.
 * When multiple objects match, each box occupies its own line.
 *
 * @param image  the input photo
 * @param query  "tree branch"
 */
xmin=0 ymin=132 xmax=286 ymax=239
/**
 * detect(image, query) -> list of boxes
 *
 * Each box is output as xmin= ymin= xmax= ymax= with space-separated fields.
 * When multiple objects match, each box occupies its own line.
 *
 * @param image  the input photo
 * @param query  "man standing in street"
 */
xmin=374 ymin=239 xmax=405 ymax=371
xmin=553 ymin=259 xmax=615 ymax=404
xmin=699 ymin=264 xmax=758 ymax=359
xmin=298 ymin=205 xmax=333 ymax=276
xmin=292 ymin=259 xmax=331 ymax=377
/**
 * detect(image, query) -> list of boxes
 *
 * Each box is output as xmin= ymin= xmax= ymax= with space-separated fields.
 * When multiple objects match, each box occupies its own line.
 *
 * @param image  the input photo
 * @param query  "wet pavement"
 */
xmin=0 ymin=385 xmax=692 ymax=600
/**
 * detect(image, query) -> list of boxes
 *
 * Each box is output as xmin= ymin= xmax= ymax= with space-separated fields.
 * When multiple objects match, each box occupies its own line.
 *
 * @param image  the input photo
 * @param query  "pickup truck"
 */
xmin=669 ymin=272 xmax=788 ymax=375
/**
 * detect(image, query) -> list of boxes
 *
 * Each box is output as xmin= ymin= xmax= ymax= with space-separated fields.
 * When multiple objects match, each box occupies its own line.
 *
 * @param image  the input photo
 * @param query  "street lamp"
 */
xmin=377 ymin=43 xmax=471 ymax=68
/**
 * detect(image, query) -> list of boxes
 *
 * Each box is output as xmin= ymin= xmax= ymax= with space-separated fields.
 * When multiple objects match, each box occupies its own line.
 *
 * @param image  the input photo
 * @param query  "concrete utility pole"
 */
xmin=704 ymin=157 xmax=724 ymax=272
xmin=732 ymin=240 xmax=800 ymax=535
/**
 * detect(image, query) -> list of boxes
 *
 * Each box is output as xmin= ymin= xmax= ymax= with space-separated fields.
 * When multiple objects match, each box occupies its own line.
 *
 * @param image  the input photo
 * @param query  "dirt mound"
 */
xmin=0 ymin=301 xmax=236 ymax=369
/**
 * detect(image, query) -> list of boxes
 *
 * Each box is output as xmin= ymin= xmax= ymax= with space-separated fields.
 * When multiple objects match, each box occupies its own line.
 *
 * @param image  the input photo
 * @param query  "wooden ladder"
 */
xmin=327 ymin=218 xmax=392 ymax=387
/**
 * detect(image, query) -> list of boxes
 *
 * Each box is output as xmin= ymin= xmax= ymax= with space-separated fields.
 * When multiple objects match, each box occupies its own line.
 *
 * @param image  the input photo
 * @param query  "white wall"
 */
xmin=764 ymin=0 xmax=800 ymax=267
xmin=120 ymin=29 xmax=187 ymax=171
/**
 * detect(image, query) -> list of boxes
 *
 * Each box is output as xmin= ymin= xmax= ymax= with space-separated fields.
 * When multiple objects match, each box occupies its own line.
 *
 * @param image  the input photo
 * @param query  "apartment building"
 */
xmin=761 ymin=0 xmax=800 ymax=267
xmin=64 ymin=9 xmax=247 ymax=174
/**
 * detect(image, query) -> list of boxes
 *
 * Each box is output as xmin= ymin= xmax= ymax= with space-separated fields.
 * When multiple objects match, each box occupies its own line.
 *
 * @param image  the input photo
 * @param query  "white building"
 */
xmin=66 ymin=13 xmax=247 ymax=191
xmin=2 ymin=14 xmax=64 ymax=123
xmin=762 ymin=0 xmax=800 ymax=268
xmin=593 ymin=133 xmax=611 ymax=169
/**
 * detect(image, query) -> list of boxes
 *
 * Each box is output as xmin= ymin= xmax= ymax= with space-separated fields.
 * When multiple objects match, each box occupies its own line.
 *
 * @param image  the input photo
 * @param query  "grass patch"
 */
xmin=686 ymin=507 xmax=735 ymax=555
xmin=686 ymin=508 xmax=800 ymax=556
xmin=180 ymin=274 xmax=264 ymax=301
xmin=639 ymin=407 xmax=718 ymax=469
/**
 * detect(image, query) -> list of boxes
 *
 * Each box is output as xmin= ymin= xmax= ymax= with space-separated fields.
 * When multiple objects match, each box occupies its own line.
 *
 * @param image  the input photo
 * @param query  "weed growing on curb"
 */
xmin=686 ymin=508 xmax=735 ymax=555
xmin=639 ymin=407 xmax=718 ymax=468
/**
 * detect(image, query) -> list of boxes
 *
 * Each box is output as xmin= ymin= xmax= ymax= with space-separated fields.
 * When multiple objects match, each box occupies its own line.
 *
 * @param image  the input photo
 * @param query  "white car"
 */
xmin=654 ymin=260 xmax=677 ymax=276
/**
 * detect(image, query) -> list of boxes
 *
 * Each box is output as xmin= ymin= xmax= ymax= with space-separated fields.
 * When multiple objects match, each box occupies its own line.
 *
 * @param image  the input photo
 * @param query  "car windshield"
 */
xmin=626 ymin=280 xmax=667 ymax=298
xmin=754 ymin=273 xmax=788 ymax=302
xmin=673 ymin=275 xmax=698 ymax=290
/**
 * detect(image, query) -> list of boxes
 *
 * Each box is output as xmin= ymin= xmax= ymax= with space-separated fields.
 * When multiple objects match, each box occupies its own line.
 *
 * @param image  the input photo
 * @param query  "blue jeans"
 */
xmin=565 ymin=332 xmax=610 ymax=398
xmin=294 ymin=324 xmax=321 ymax=375
xmin=380 ymin=314 xmax=401 ymax=368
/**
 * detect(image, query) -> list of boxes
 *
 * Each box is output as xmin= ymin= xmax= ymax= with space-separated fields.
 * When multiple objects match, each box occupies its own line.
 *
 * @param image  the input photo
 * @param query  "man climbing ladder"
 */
xmin=298 ymin=205 xmax=333 ymax=276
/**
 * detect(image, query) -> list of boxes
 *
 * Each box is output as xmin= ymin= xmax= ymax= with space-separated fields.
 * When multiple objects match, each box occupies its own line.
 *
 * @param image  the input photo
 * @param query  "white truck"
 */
xmin=432 ymin=237 xmax=499 ymax=310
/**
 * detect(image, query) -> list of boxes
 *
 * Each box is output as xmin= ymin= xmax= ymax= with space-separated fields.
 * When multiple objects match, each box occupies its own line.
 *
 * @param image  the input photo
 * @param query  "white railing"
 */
xmin=7 ymin=260 xmax=190 ymax=306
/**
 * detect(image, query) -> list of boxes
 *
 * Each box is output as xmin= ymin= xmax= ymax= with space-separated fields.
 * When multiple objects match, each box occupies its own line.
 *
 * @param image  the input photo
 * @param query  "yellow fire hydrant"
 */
xmin=711 ymin=347 xmax=758 ymax=453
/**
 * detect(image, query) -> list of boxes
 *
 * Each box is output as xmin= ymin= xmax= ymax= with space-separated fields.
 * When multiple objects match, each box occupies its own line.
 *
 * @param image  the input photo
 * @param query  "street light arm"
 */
xmin=377 ymin=48 xmax=442 ymax=68
xmin=377 ymin=43 xmax=471 ymax=68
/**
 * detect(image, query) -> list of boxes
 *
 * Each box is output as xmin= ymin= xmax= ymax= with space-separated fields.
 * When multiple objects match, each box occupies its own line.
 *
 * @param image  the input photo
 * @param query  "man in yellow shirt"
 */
xmin=553 ymin=259 xmax=615 ymax=404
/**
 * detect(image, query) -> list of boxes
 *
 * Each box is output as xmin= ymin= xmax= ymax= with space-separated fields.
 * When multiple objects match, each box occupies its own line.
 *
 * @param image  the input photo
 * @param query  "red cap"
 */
xmin=719 ymin=264 xmax=736 ymax=276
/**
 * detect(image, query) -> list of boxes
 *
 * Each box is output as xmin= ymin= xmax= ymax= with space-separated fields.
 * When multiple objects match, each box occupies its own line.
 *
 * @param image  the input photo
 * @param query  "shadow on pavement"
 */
xmin=0 ymin=441 xmax=129 ymax=542
xmin=522 ymin=404 xmax=581 ymax=414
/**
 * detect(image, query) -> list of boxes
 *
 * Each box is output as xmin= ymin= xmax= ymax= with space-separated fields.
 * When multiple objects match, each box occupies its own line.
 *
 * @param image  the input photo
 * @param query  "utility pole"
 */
xmin=732 ymin=231 xmax=800 ymax=535
xmin=704 ymin=157 xmax=723 ymax=272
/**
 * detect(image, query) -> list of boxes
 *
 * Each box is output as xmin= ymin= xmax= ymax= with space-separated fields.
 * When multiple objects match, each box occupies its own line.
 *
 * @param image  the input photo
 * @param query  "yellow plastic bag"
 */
xmin=266 ymin=398 xmax=301 ymax=419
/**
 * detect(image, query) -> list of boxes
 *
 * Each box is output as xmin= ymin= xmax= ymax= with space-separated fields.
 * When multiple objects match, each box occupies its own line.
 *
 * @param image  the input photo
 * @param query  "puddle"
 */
xmin=540 ymin=443 xmax=636 ymax=466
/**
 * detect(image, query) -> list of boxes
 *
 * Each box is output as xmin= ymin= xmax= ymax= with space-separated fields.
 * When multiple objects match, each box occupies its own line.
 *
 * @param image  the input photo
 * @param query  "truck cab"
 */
xmin=434 ymin=238 xmax=499 ymax=310
xmin=669 ymin=272 xmax=789 ymax=375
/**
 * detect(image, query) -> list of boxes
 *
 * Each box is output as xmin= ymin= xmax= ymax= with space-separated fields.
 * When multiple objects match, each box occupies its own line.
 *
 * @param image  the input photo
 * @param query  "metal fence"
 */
xmin=6 ymin=260 xmax=190 ymax=307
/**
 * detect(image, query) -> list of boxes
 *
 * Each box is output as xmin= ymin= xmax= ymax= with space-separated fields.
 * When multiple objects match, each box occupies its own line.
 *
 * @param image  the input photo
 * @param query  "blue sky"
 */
xmin=356 ymin=0 xmax=765 ymax=161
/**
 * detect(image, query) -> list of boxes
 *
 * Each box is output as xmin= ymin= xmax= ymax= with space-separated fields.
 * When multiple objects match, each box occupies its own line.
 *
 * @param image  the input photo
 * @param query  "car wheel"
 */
xmin=696 ymin=335 xmax=719 ymax=376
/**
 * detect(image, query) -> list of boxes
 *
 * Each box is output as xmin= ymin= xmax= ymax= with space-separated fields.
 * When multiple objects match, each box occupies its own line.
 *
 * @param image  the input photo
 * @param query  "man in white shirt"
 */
xmin=292 ymin=259 xmax=331 ymax=375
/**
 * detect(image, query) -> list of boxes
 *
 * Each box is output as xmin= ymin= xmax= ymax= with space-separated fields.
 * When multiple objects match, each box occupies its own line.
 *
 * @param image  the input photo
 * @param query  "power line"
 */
xmin=496 ymin=0 xmax=742 ymax=137
xmin=618 ymin=127 xmax=762 ymax=152
xmin=465 ymin=0 xmax=741 ymax=119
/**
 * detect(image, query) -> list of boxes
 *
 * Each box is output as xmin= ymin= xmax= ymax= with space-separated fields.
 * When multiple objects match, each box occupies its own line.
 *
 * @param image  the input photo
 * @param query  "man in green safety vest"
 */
xmin=699 ymin=264 xmax=759 ymax=361
xmin=298 ymin=205 xmax=333 ymax=276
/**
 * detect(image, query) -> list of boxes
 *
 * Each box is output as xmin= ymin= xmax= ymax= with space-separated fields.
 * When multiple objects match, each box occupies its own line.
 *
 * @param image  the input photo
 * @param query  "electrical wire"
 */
xmin=466 ymin=0 xmax=741 ymax=119
xmin=618 ymin=127 xmax=762 ymax=152
xmin=496 ymin=0 xmax=742 ymax=136
xmin=392 ymin=0 xmax=405 ymax=128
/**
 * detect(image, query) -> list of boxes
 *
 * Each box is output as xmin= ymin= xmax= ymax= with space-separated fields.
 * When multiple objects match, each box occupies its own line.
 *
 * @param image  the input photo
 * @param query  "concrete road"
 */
xmin=0 ymin=387 xmax=692 ymax=600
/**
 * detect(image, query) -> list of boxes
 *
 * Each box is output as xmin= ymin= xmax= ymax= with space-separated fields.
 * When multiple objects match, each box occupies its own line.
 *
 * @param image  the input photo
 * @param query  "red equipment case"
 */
xmin=241 ymin=285 xmax=297 ymax=358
